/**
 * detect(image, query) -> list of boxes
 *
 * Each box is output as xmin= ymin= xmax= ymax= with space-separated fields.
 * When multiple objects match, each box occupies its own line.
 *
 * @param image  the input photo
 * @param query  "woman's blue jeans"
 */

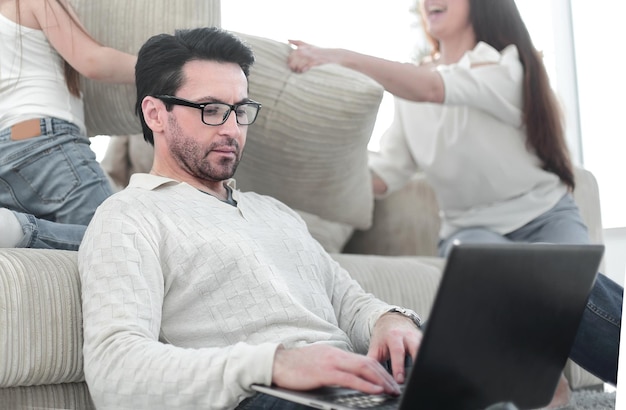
xmin=439 ymin=193 xmax=622 ymax=385
xmin=0 ymin=118 xmax=112 ymax=250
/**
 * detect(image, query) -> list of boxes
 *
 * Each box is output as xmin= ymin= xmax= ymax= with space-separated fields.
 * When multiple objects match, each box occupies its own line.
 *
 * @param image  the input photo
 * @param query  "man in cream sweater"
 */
xmin=78 ymin=27 xmax=422 ymax=410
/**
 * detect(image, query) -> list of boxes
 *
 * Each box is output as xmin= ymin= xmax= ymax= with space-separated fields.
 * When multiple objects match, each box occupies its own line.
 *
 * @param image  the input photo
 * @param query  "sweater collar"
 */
xmin=128 ymin=173 xmax=237 ymax=193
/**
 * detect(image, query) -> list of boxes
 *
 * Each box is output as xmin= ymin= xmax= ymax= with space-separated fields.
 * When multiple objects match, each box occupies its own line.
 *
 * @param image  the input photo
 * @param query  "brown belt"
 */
xmin=10 ymin=119 xmax=42 ymax=141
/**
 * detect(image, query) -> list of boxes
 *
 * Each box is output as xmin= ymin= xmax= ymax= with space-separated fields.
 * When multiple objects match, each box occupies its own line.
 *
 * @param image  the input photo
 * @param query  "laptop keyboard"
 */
xmin=322 ymin=361 xmax=409 ymax=409
xmin=327 ymin=391 xmax=399 ymax=409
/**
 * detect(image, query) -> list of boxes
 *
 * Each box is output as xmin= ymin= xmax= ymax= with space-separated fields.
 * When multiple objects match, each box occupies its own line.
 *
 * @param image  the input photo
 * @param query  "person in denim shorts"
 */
xmin=0 ymin=0 xmax=136 ymax=249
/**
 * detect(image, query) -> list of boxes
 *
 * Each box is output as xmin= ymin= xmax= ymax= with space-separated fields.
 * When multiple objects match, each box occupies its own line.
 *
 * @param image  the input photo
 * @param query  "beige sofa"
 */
xmin=0 ymin=0 xmax=606 ymax=408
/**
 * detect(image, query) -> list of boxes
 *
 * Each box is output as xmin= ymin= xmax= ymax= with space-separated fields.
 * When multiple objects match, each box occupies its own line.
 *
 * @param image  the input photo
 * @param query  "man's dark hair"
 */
xmin=134 ymin=27 xmax=255 ymax=145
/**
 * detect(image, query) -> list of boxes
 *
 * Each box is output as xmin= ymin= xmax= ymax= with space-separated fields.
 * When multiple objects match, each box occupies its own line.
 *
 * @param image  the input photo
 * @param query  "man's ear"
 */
xmin=142 ymin=96 xmax=166 ymax=134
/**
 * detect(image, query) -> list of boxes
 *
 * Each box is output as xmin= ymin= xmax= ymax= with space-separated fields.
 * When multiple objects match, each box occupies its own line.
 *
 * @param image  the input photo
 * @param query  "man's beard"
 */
xmin=167 ymin=115 xmax=241 ymax=182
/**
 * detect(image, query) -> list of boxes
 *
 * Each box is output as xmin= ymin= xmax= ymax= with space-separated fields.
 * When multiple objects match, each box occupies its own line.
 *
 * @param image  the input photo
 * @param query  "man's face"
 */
xmin=162 ymin=60 xmax=250 ymax=183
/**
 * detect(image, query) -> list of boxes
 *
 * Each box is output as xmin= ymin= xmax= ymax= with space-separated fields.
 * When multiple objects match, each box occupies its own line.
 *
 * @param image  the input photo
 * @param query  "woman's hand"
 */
xmin=288 ymin=40 xmax=344 ymax=73
xmin=288 ymin=39 xmax=444 ymax=103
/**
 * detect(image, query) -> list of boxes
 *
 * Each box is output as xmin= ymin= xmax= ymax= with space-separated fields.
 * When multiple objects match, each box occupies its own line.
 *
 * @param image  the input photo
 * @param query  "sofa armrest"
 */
xmin=344 ymin=173 xmax=440 ymax=256
xmin=0 ymin=382 xmax=93 ymax=409
xmin=344 ymin=167 xmax=604 ymax=260
xmin=572 ymin=167 xmax=605 ymax=245
xmin=0 ymin=250 xmax=83 ymax=387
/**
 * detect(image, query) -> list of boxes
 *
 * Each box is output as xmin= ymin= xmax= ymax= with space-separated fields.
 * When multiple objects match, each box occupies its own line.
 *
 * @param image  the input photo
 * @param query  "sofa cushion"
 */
xmin=331 ymin=252 xmax=604 ymax=390
xmin=0 ymin=249 xmax=442 ymax=388
xmin=0 ymin=248 xmax=602 ymax=391
xmin=296 ymin=211 xmax=354 ymax=254
xmin=0 ymin=382 xmax=94 ymax=409
xmin=0 ymin=250 xmax=82 ymax=387
xmin=331 ymin=253 xmax=444 ymax=320
xmin=69 ymin=0 xmax=222 ymax=137
xmin=234 ymin=32 xmax=384 ymax=230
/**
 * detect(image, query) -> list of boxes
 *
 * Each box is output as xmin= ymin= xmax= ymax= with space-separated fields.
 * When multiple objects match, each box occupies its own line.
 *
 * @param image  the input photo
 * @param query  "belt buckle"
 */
xmin=10 ymin=119 xmax=41 ymax=141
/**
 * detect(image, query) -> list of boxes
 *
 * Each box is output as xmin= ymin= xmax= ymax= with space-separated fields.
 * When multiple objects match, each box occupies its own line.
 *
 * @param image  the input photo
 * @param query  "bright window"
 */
xmin=221 ymin=0 xmax=417 ymax=151
xmin=570 ymin=1 xmax=626 ymax=229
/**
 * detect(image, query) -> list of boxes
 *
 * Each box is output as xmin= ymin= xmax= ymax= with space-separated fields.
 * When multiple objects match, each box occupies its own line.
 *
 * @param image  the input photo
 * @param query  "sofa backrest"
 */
xmin=0 ymin=250 xmax=82 ymax=387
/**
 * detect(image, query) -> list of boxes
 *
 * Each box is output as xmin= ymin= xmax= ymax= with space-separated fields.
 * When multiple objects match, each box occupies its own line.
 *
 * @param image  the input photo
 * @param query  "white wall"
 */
xmin=221 ymin=0 xmax=419 ymax=152
xmin=570 ymin=1 xmax=626 ymax=230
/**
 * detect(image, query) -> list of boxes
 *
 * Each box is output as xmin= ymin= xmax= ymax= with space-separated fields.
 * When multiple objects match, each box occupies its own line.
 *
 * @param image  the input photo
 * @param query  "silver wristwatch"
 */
xmin=387 ymin=307 xmax=423 ymax=329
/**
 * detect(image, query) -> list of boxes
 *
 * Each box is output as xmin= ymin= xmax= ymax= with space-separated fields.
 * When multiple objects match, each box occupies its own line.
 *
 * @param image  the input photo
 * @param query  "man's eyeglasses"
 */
xmin=154 ymin=95 xmax=262 ymax=126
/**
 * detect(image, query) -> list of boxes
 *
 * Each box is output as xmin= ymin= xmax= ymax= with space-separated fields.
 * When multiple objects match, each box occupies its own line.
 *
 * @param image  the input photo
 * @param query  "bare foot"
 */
xmin=545 ymin=373 xmax=572 ymax=409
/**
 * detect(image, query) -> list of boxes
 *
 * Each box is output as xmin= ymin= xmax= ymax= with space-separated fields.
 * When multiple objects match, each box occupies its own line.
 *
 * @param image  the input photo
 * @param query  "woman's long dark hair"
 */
xmin=421 ymin=0 xmax=575 ymax=189
xmin=16 ymin=0 xmax=89 ymax=97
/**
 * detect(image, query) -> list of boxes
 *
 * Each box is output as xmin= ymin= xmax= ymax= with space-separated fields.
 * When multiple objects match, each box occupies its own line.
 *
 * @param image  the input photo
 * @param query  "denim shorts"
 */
xmin=0 ymin=117 xmax=113 ymax=226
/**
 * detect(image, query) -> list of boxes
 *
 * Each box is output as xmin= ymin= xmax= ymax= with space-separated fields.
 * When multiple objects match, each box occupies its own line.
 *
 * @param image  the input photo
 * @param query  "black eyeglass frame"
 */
xmin=154 ymin=95 xmax=262 ymax=126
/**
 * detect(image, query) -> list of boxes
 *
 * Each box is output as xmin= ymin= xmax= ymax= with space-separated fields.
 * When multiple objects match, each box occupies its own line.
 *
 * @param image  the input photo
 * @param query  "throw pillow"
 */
xmin=233 ymin=32 xmax=384 ymax=229
xmin=296 ymin=210 xmax=355 ymax=254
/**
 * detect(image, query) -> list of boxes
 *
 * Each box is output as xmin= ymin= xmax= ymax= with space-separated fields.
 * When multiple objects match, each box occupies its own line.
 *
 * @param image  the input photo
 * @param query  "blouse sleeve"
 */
xmin=439 ymin=42 xmax=524 ymax=127
xmin=368 ymin=98 xmax=420 ymax=197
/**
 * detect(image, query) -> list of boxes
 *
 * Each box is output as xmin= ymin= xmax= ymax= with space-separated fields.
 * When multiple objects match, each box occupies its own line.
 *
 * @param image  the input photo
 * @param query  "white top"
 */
xmin=369 ymin=42 xmax=567 ymax=238
xmin=0 ymin=12 xmax=85 ymax=132
xmin=78 ymin=173 xmax=397 ymax=410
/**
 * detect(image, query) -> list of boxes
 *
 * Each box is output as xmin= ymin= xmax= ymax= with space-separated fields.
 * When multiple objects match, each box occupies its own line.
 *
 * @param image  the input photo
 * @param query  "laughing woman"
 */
xmin=288 ymin=0 xmax=622 ymax=405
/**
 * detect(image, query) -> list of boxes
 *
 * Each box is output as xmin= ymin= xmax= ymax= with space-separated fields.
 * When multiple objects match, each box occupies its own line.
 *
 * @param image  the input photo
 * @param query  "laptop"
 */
xmin=252 ymin=242 xmax=604 ymax=410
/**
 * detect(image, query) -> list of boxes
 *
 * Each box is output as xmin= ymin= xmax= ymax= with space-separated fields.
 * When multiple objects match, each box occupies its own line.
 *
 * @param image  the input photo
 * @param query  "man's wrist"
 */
xmin=386 ymin=307 xmax=423 ymax=329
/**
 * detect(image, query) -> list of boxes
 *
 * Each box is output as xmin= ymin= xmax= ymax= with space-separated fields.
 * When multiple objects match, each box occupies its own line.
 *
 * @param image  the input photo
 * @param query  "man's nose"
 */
xmin=220 ymin=109 xmax=241 ymax=132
